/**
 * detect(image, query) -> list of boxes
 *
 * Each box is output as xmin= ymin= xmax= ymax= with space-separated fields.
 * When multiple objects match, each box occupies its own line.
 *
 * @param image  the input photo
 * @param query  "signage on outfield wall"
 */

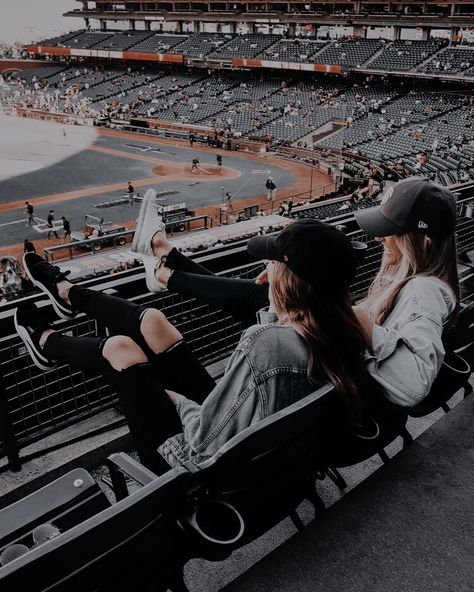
xmin=232 ymin=58 xmax=342 ymax=73
xmin=123 ymin=52 xmax=184 ymax=63
xmin=27 ymin=46 xmax=72 ymax=56
xmin=26 ymin=46 xmax=184 ymax=64
xmin=26 ymin=46 xmax=338 ymax=72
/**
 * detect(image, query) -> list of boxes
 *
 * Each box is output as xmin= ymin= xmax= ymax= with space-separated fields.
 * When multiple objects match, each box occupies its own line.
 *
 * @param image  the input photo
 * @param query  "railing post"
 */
xmin=0 ymin=376 xmax=22 ymax=472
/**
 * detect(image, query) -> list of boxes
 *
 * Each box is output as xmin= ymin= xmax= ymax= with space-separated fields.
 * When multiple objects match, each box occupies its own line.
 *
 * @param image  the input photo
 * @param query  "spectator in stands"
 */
xmin=139 ymin=180 xmax=459 ymax=408
xmin=16 ymin=220 xmax=380 ymax=475
xmin=352 ymin=177 xmax=459 ymax=406
xmin=24 ymin=238 xmax=36 ymax=253
xmin=47 ymin=210 xmax=59 ymax=239
xmin=277 ymin=201 xmax=289 ymax=217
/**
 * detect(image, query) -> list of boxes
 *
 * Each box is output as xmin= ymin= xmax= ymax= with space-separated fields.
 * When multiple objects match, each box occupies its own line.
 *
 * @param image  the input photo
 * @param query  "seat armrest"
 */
xmin=0 ymin=468 xmax=109 ymax=550
xmin=106 ymin=453 xmax=158 ymax=502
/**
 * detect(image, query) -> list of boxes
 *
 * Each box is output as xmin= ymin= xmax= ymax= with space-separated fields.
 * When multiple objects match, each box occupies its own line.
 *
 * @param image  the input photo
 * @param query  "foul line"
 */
xmin=0 ymin=218 xmax=29 ymax=227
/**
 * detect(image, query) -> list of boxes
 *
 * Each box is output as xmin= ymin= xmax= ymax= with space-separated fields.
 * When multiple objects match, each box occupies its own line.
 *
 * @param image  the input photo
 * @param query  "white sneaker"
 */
xmin=131 ymin=188 xmax=166 ymax=256
xmin=142 ymin=254 xmax=167 ymax=293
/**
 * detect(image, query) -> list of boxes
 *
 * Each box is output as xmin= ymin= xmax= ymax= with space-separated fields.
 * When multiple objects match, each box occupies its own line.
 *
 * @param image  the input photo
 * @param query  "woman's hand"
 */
xmin=255 ymin=269 xmax=268 ymax=285
xmin=263 ymin=261 xmax=279 ymax=314
xmin=166 ymin=390 xmax=185 ymax=405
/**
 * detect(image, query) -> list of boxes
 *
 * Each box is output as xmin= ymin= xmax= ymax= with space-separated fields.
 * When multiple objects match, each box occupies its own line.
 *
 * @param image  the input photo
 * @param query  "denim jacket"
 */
xmin=158 ymin=310 xmax=321 ymax=469
xmin=365 ymin=276 xmax=456 ymax=407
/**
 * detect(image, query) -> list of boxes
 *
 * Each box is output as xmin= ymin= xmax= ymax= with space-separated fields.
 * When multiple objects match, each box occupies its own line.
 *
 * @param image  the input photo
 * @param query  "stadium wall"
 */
xmin=0 ymin=59 xmax=49 ymax=75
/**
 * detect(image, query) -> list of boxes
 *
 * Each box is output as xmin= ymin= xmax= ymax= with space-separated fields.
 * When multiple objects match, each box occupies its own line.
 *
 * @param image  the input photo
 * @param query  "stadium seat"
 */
xmin=318 ymin=396 xmax=412 ymax=489
xmin=0 ymin=468 xmax=109 ymax=551
xmin=408 ymin=301 xmax=474 ymax=418
xmin=0 ymin=467 xmax=191 ymax=592
xmin=107 ymin=383 xmax=337 ymax=558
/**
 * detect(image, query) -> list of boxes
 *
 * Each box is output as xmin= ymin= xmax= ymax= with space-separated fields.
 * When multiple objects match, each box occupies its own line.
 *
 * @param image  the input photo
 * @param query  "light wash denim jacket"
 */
xmin=158 ymin=310 xmax=321 ymax=469
xmin=366 ymin=276 xmax=456 ymax=407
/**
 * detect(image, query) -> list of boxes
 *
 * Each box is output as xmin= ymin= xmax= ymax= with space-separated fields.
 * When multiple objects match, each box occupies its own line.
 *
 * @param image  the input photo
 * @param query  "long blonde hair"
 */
xmin=361 ymin=232 xmax=460 ymax=325
xmin=271 ymin=262 xmax=379 ymax=421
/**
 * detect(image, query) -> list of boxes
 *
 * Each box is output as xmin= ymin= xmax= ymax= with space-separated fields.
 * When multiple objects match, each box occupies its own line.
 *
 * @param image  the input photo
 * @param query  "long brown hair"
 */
xmin=271 ymin=262 xmax=377 ymax=421
xmin=361 ymin=232 xmax=459 ymax=325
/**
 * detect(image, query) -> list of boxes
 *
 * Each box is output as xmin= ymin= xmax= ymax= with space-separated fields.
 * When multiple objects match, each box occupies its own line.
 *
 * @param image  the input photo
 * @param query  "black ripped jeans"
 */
xmin=165 ymin=248 xmax=270 ymax=327
xmin=43 ymin=285 xmax=215 ymax=475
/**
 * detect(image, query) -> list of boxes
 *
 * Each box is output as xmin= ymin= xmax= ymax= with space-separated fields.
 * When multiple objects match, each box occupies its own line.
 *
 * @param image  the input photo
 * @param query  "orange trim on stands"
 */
xmin=231 ymin=58 xmax=342 ymax=74
xmin=27 ymin=46 xmax=71 ymax=56
xmin=163 ymin=54 xmax=184 ymax=63
xmin=122 ymin=52 xmax=184 ymax=63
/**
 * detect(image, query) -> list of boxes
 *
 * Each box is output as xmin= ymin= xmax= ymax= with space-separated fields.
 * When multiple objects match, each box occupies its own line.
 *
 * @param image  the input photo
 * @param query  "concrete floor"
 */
xmin=222 ymin=394 xmax=474 ymax=592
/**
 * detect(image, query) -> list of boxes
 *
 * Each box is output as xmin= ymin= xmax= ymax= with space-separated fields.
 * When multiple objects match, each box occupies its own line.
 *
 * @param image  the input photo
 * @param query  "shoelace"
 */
xmin=34 ymin=260 xmax=71 ymax=282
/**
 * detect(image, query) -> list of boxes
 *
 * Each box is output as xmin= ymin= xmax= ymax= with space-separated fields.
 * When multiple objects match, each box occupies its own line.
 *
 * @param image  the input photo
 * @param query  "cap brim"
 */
xmin=247 ymin=235 xmax=281 ymax=261
xmin=354 ymin=205 xmax=404 ymax=237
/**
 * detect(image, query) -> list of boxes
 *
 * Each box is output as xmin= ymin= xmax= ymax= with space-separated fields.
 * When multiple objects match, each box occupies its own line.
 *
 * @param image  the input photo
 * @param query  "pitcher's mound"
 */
xmin=152 ymin=162 xmax=241 ymax=181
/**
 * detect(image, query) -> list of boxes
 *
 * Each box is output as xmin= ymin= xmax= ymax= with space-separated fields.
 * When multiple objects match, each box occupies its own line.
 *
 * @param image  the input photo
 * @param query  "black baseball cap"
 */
xmin=247 ymin=219 xmax=356 ymax=291
xmin=355 ymin=177 xmax=457 ymax=237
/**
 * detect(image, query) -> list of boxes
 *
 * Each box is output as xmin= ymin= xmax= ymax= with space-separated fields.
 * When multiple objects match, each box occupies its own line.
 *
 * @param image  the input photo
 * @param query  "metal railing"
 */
xmin=43 ymin=216 xmax=214 ymax=263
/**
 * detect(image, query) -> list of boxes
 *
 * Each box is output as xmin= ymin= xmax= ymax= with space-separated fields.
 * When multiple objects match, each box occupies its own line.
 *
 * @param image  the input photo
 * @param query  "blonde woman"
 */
xmin=354 ymin=177 xmax=459 ymax=407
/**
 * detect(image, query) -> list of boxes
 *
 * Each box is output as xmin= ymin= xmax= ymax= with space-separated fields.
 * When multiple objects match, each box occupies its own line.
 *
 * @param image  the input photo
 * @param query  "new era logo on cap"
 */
xmin=354 ymin=177 xmax=457 ymax=238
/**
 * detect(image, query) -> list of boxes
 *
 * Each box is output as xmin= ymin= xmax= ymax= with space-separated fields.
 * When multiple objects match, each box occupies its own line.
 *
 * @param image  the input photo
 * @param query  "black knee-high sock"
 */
xmin=149 ymin=340 xmax=216 ymax=405
xmin=105 ymin=363 xmax=182 ymax=475
xmin=44 ymin=333 xmax=182 ymax=475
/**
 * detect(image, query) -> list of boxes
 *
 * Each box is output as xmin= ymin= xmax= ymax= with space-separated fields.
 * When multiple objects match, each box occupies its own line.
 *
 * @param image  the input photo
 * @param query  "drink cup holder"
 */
xmin=178 ymin=499 xmax=245 ymax=546
xmin=410 ymin=352 xmax=471 ymax=417
xmin=350 ymin=416 xmax=380 ymax=440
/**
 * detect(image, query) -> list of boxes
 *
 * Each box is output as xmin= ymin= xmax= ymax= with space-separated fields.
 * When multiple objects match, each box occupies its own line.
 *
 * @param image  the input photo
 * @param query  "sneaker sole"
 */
xmin=14 ymin=317 xmax=54 ymax=372
xmin=131 ymin=189 xmax=156 ymax=256
xmin=141 ymin=255 xmax=167 ymax=293
xmin=22 ymin=255 xmax=74 ymax=320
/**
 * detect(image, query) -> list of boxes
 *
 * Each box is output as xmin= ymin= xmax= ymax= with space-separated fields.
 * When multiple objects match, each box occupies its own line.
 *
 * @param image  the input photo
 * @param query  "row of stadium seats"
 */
xmin=6 ymin=65 xmax=473 ymax=184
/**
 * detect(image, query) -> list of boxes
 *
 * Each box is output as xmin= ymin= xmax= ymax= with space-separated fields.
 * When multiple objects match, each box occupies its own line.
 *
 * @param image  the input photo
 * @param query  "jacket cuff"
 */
xmin=175 ymin=398 xmax=201 ymax=426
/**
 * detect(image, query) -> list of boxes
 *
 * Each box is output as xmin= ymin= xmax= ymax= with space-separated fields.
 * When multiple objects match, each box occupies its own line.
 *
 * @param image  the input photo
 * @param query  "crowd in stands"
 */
xmin=0 ymin=258 xmax=34 ymax=302
xmin=3 ymin=61 xmax=473 ymax=188
xmin=0 ymin=42 xmax=24 ymax=59
xmin=319 ymin=91 xmax=474 ymax=186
